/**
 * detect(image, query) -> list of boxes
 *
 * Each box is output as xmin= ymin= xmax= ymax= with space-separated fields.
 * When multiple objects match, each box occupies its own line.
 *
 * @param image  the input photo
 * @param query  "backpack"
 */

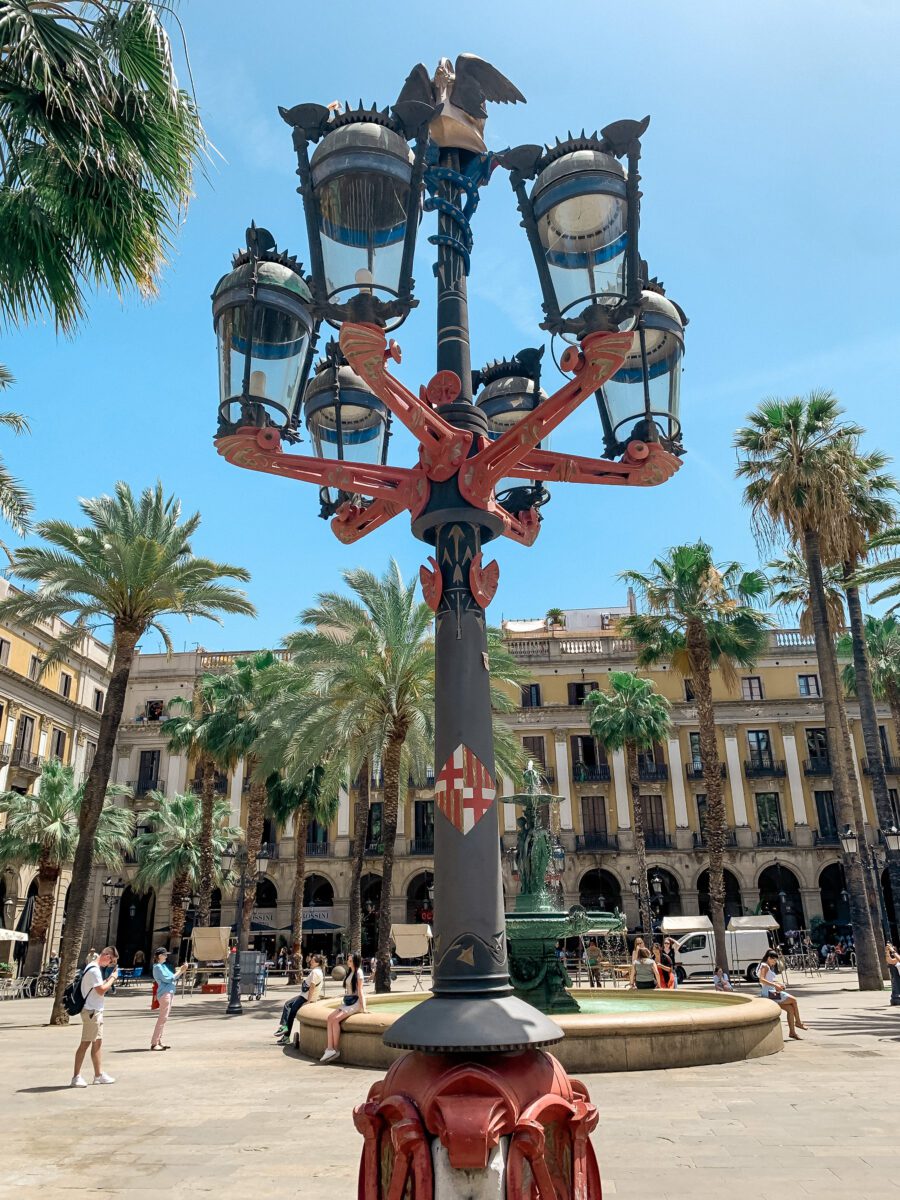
xmin=63 ymin=967 xmax=87 ymax=1016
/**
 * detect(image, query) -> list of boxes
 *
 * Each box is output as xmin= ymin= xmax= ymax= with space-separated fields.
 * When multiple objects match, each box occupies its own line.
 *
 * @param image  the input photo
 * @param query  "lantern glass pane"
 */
xmin=601 ymin=322 xmax=683 ymax=444
xmin=217 ymin=303 xmax=310 ymax=424
xmin=537 ymin=190 xmax=627 ymax=316
xmin=318 ymin=172 xmax=410 ymax=300
xmin=306 ymin=389 xmax=388 ymax=464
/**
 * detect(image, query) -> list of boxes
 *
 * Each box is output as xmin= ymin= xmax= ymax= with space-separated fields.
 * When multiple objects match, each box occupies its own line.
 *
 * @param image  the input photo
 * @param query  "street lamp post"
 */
xmin=101 ymin=877 xmax=124 ymax=946
xmin=221 ymin=844 xmax=268 ymax=1016
xmin=840 ymin=825 xmax=894 ymax=944
xmin=212 ymin=55 xmax=685 ymax=1199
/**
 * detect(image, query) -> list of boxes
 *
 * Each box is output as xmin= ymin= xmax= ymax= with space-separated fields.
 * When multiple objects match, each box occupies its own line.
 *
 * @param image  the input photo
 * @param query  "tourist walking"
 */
xmin=150 ymin=948 xmax=189 ymax=1051
xmin=757 ymin=949 xmax=807 ymax=1039
xmin=885 ymin=942 xmax=900 ymax=1007
xmin=629 ymin=946 xmax=660 ymax=990
xmin=274 ymin=954 xmax=325 ymax=1044
xmin=320 ymin=951 xmax=366 ymax=1062
xmin=70 ymin=946 xmax=119 ymax=1088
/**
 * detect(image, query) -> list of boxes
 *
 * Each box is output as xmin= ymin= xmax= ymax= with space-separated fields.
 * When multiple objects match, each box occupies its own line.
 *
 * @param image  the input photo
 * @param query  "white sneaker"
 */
xmin=319 ymin=1048 xmax=339 ymax=1062
xmin=93 ymin=1072 xmax=116 ymax=1085
xmin=70 ymin=1075 xmax=88 ymax=1088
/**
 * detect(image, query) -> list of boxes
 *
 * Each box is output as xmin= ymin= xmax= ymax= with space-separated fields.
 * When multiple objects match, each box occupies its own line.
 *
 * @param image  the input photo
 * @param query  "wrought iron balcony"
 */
xmin=862 ymin=757 xmax=900 ymax=775
xmin=814 ymin=829 xmax=839 ymax=846
xmin=756 ymin=830 xmax=793 ymax=846
xmin=803 ymin=758 xmax=832 ymax=776
xmin=638 ymin=763 xmax=669 ymax=782
xmin=190 ymin=776 xmax=229 ymax=796
xmin=575 ymin=832 xmax=619 ymax=852
xmin=685 ymin=762 xmax=726 ymax=781
xmin=409 ymin=770 xmax=436 ymax=787
xmin=128 ymin=777 xmax=164 ymax=798
xmin=259 ymin=841 xmax=278 ymax=860
xmin=364 ymin=841 xmax=384 ymax=856
xmin=743 ymin=757 xmax=786 ymax=778
xmin=573 ymin=763 xmax=611 ymax=783
xmin=644 ymin=831 xmax=673 ymax=850
xmin=408 ymin=837 xmax=435 ymax=856
xmin=305 ymin=841 xmax=331 ymax=858
xmin=692 ymin=830 xmax=737 ymax=848
xmin=11 ymin=747 xmax=43 ymax=773
xmin=0 ymin=742 xmax=10 ymax=766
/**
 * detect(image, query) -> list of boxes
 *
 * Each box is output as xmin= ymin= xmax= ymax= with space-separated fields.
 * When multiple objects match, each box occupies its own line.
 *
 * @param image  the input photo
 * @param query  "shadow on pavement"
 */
xmin=17 ymin=1085 xmax=77 ymax=1094
xmin=810 ymin=1008 xmax=900 ymax=1042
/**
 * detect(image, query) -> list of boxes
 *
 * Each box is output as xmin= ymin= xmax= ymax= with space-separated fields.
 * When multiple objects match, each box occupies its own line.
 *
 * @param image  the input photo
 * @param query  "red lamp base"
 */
xmin=354 ymin=1048 xmax=601 ymax=1198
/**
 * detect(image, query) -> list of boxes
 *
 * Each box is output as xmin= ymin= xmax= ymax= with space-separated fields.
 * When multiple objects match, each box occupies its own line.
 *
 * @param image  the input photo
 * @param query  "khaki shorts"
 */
xmin=80 ymin=1009 xmax=104 ymax=1041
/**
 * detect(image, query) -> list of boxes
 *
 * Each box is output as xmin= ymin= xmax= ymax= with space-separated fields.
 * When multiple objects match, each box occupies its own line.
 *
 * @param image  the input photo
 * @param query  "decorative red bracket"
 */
xmin=215 ymin=322 xmax=681 ymax=547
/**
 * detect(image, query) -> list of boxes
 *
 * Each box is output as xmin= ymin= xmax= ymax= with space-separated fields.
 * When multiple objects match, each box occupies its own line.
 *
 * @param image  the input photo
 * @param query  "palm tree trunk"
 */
xmin=803 ymin=528 xmax=882 ymax=990
xmin=50 ymin=624 xmax=140 ymax=1024
xmin=289 ymin=806 xmax=309 ymax=984
xmin=347 ymin=760 xmax=370 ymax=954
xmin=169 ymin=872 xmax=189 ymax=950
xmin=24 ymin=856 xmax=61 ymax=977
xmin=196 ymin=755 xmax=216 ymax=928
xmin=686 ymin=618 xmax=728 ymax=971
xmin=375 ymin=734 xmax=404 ymax=993
xmin=626 ymin=742 xmax=652 ymax=940
xmin=240 ymin=778 xmax=267 ymax=945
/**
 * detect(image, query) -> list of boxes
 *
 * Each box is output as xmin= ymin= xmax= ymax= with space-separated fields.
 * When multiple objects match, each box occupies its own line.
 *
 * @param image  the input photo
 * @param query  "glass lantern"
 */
xmin=475 ymin=360 xmax=547 ymax=440
xmin=212 ymin=230 xmax=316 ymax=439
xmin=303 ymin=350 xmax=391 ymax=466
xmin=598 ymin=288 xmax=686 ymax=456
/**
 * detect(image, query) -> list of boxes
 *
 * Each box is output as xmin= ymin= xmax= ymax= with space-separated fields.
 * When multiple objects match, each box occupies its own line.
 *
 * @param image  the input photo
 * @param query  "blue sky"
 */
xmin=3 ymin=1 xmax=899 ymax=651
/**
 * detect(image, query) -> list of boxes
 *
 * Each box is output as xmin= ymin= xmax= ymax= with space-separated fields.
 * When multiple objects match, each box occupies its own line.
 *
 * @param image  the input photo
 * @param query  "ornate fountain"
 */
xmin=502 ymin=762 xmax=626 ymax=1013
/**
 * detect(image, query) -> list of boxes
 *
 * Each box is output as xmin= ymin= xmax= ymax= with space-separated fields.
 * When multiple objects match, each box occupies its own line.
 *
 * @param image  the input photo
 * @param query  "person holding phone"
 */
xmin=757 ymin=950 xmax=807 ymax=1039
xmin=885 ymin=942 xmax=900 ymax=1006
xmin=320 ymin=951 xmax=366 ymax=1062
xmin=150 ymin=947 xmax=189 ymax=1051
xmin=70 ymin=946 xmax=119 ymax=1087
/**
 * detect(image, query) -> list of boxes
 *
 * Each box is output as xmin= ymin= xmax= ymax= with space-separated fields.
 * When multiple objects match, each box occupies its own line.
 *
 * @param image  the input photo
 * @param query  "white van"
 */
xmin=673 ymin=917 xmax=779 ymax=983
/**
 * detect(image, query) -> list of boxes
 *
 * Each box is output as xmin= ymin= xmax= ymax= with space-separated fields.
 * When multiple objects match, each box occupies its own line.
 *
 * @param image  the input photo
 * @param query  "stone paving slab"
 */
xmin=0 ymin=973 xmax=898 ymax=1198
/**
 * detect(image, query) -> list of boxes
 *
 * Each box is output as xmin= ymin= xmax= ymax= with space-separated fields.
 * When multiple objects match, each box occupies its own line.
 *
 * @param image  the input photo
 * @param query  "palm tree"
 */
xmin=0 ymin=1 xmax=207 ymax=334
xmin=584 ymin=673 xmax=672 ymax=939
xmin=546 ymin=608 xmax=566 ymax=629
xmin=266 ymin=766 xmax=334 ymax=980
xmin=619 ymin=543 xmax=771 ymax=969
xmin=278 ymin=562 xmax=525 ymax=992
xmin=133 ymin=791 xmax=239 ymax=950
xmin=854 ymin=524 xmax=900 ymax=613
xmin=841 ymin=615 xmax=900 ymax=743
xmin=0 ymin=391 xmax=32 ymax=538
xmin=735 ymin=391 xmax=883 ymax=989
xmin=0 ymin=482 xmax=255 ymax=1022
xmin=768 ymin=550 xmax=847 ymax=636
xmin=0 ymin=760 xmax=133 ymax=975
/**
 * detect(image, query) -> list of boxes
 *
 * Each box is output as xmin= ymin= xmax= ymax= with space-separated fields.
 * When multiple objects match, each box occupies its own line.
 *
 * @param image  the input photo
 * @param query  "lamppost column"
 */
xmin=226 ymin=860 xmax=245 ymax=1016
xmin=434 ymin=149 xmax=472 ymax=400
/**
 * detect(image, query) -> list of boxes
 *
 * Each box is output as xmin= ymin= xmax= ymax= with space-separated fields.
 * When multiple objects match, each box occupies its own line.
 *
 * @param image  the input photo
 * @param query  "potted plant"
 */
xmin=0 ymin=961 xmax=12 ymax=978
xmin=546 ymin=608 xmax=566 ymax=629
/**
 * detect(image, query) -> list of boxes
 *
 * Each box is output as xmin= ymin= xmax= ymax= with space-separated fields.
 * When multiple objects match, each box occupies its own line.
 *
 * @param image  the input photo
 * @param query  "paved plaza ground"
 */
xmin=1 ymin=972 xmax=899 ymax=1199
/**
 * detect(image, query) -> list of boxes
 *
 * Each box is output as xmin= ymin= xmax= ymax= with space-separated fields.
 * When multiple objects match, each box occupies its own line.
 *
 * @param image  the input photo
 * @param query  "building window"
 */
xmin=642 ymin=795 xmax=667 ymax=841
xmin=521 ymin=683 xmax=542 ymax=708
xmin=366 ymin=802 xmax=383 ymax=849
xmin=696 ymin=794 xmax=708 ymax=840
xmin=28 ymin=655 xmax=41 ymax=681
xmin=580 ymin=794 xmax=607 ymax=836
xmin=684 ymin=678 xmax=695 ymax=702
xmin=567 ymin=681 xmax=599 ymax=706
xmin=522 ymin=735 xmax=546 ymax=770
xmin=798 ymin=674 xmax=820 ymax=698
xmin=815 ymin=790 xmax=837 ymax=838
xmin=741 ymin=676 xmax=764 ymax=701
xmin=145 ymin=699 xmax=164 ymax=722
xmin=890 ymin=789 xmax=900 ymax=827
xmin=805 ymin=727 xmax=829 ymax=766
xmin=689 ymin=731 xmax=702 ymax=770
xmin=755 ymin=792 xmax=784 ymax=841
xmin=414 ymin=799 xmax=434 ymax=846
xmin=0 ymin=638 xmax=10 ymax=667
xmin=50 ymin=728 xmax=66 ymax=761
xmin=59 ymin=672 xmax=72 ymax=699
xmin=880 ymin=725 xmax=891 ymax=761
xmin=85 ymin=741 xmax=97 ymax=773
xmin=747 ymin=729 xmax=773 ymax=769
xmin=93 ymin=688 xmax=104 ymax=713
xmin=137 ymin=749 xmax=160 ymax=794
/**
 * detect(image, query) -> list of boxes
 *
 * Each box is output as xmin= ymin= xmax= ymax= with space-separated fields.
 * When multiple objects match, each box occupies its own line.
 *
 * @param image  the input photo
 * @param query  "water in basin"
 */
xmin=373 ymin=994 xmax=721 ymax=1016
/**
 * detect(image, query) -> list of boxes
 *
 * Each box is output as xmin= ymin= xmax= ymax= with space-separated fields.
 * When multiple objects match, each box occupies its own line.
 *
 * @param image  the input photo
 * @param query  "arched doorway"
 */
xmin=819 ymin=862 xmax=851 ymax=932
xmin=116 ymin=886 xmax=155 ymax=967
xmin=361 ymin=873 xmax=382 ymax=957
xmin=578 ymin=869 xmax=622 ymax=913
xmin=301 ymin=874 xmax=337 ymax=957
xmin=210 ymin=887 xmax=222 ymax=927
xmin=698 ymin=868 xmax=743 ymax=923
xmin=303 ymin=874 xmax=335 ymax=907
xmin=758 ymin=864 xmax=803 ymax=933
xmin=406 ymin=872 xmax=434 ymax=924
xmin=647 ymin=867 xmax=681 ymax=928
xmin=251 ymin=877 xmax=278 ymax=957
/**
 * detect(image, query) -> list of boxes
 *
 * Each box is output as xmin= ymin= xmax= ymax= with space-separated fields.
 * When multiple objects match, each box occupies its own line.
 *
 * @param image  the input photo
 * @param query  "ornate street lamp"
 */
xmin=629 ymin=876 xmax=640 ymax=900
xmin=222 ymin=843 xmax=268 ymax=1016
xmin=214 ymin=55 xmax=686 ymax=1198
xmin=212 ymin=224 xmax=317 ymax=441
xmin=101 ymin=877 xmax=124 ymax=946
xmin=650 ymin=870 xmax=664 ymax=898
xmin=882 ymin=825 xmax=900 ymax=853
xmin=839 ymin=824 xmax=860 ymax=856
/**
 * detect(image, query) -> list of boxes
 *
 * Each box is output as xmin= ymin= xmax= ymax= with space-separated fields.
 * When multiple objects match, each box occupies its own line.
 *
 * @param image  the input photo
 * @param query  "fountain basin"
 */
xmin=296 ymin=988 xmax=783 ymax=1072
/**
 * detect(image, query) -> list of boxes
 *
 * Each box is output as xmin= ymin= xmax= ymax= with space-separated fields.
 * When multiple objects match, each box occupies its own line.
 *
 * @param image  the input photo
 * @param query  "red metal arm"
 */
xmin=510 ymin=441 xmax=681 ymax=487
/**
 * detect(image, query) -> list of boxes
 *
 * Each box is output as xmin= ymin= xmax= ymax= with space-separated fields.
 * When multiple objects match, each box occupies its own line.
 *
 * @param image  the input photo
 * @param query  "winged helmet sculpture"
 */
xmin=394 ymin=53 xmax=525 ymax=154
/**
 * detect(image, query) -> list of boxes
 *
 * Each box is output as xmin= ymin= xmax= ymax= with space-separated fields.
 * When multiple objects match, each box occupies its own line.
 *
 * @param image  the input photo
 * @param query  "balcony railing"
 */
xmin=644 ymin=831 xmax=673 ymax=850
xmin=305 ymin=841 xmax=331 ymax=858
xmin=409 ymin=770 xmax=436 ymax=787
xmin=0 ymin=742 xmax=10 ymax=766
xmin=529 ymin=764 xmax=555 ymax=784
xmin=11 ymin=747 xmax=43 ymax=773
xmin=125 ymin=824 xmax=153 ymax=863
xmin=692 ymin=830 xmax=737 ymax=848
xmin=364 ymin=841 xmax=384 ymax=856
xmin=685 ymin=762 xmax=727 ymax=781
xmin=259 ymin=841 xmax=278 ymax=860
xmin=814 ymin=829 xmax=840 ymax=846
xmin=408 ymin=837 xmax=435 ymax=856
xmin=575 ymin=832 xmax=619 ymax=852
xmin=638 ymin=763 xmax=669 ymax=782
xmin=190 ymin=777 xmax=228 ymax=796
xmin=756 ymin=830 xmax=793 ymax=846
xmin=862 ymin=757 xmax=900 ymax=775
xmin=743 ymin=757 xmax=786 ymax=778
xmin=128 ymin=777 xmax=164 ymax=798
xmin=573 ymin=764 xmax=611 ymax=783
xmin=506 ymin=628 xmax=815 ymax=662
xmin=804 ymin=758 xmax=832 ymax=776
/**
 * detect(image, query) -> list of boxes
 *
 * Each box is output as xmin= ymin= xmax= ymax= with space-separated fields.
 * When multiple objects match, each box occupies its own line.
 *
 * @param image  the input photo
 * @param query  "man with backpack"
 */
xmin=69 ymin=946 xmax=119 ymax=1088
